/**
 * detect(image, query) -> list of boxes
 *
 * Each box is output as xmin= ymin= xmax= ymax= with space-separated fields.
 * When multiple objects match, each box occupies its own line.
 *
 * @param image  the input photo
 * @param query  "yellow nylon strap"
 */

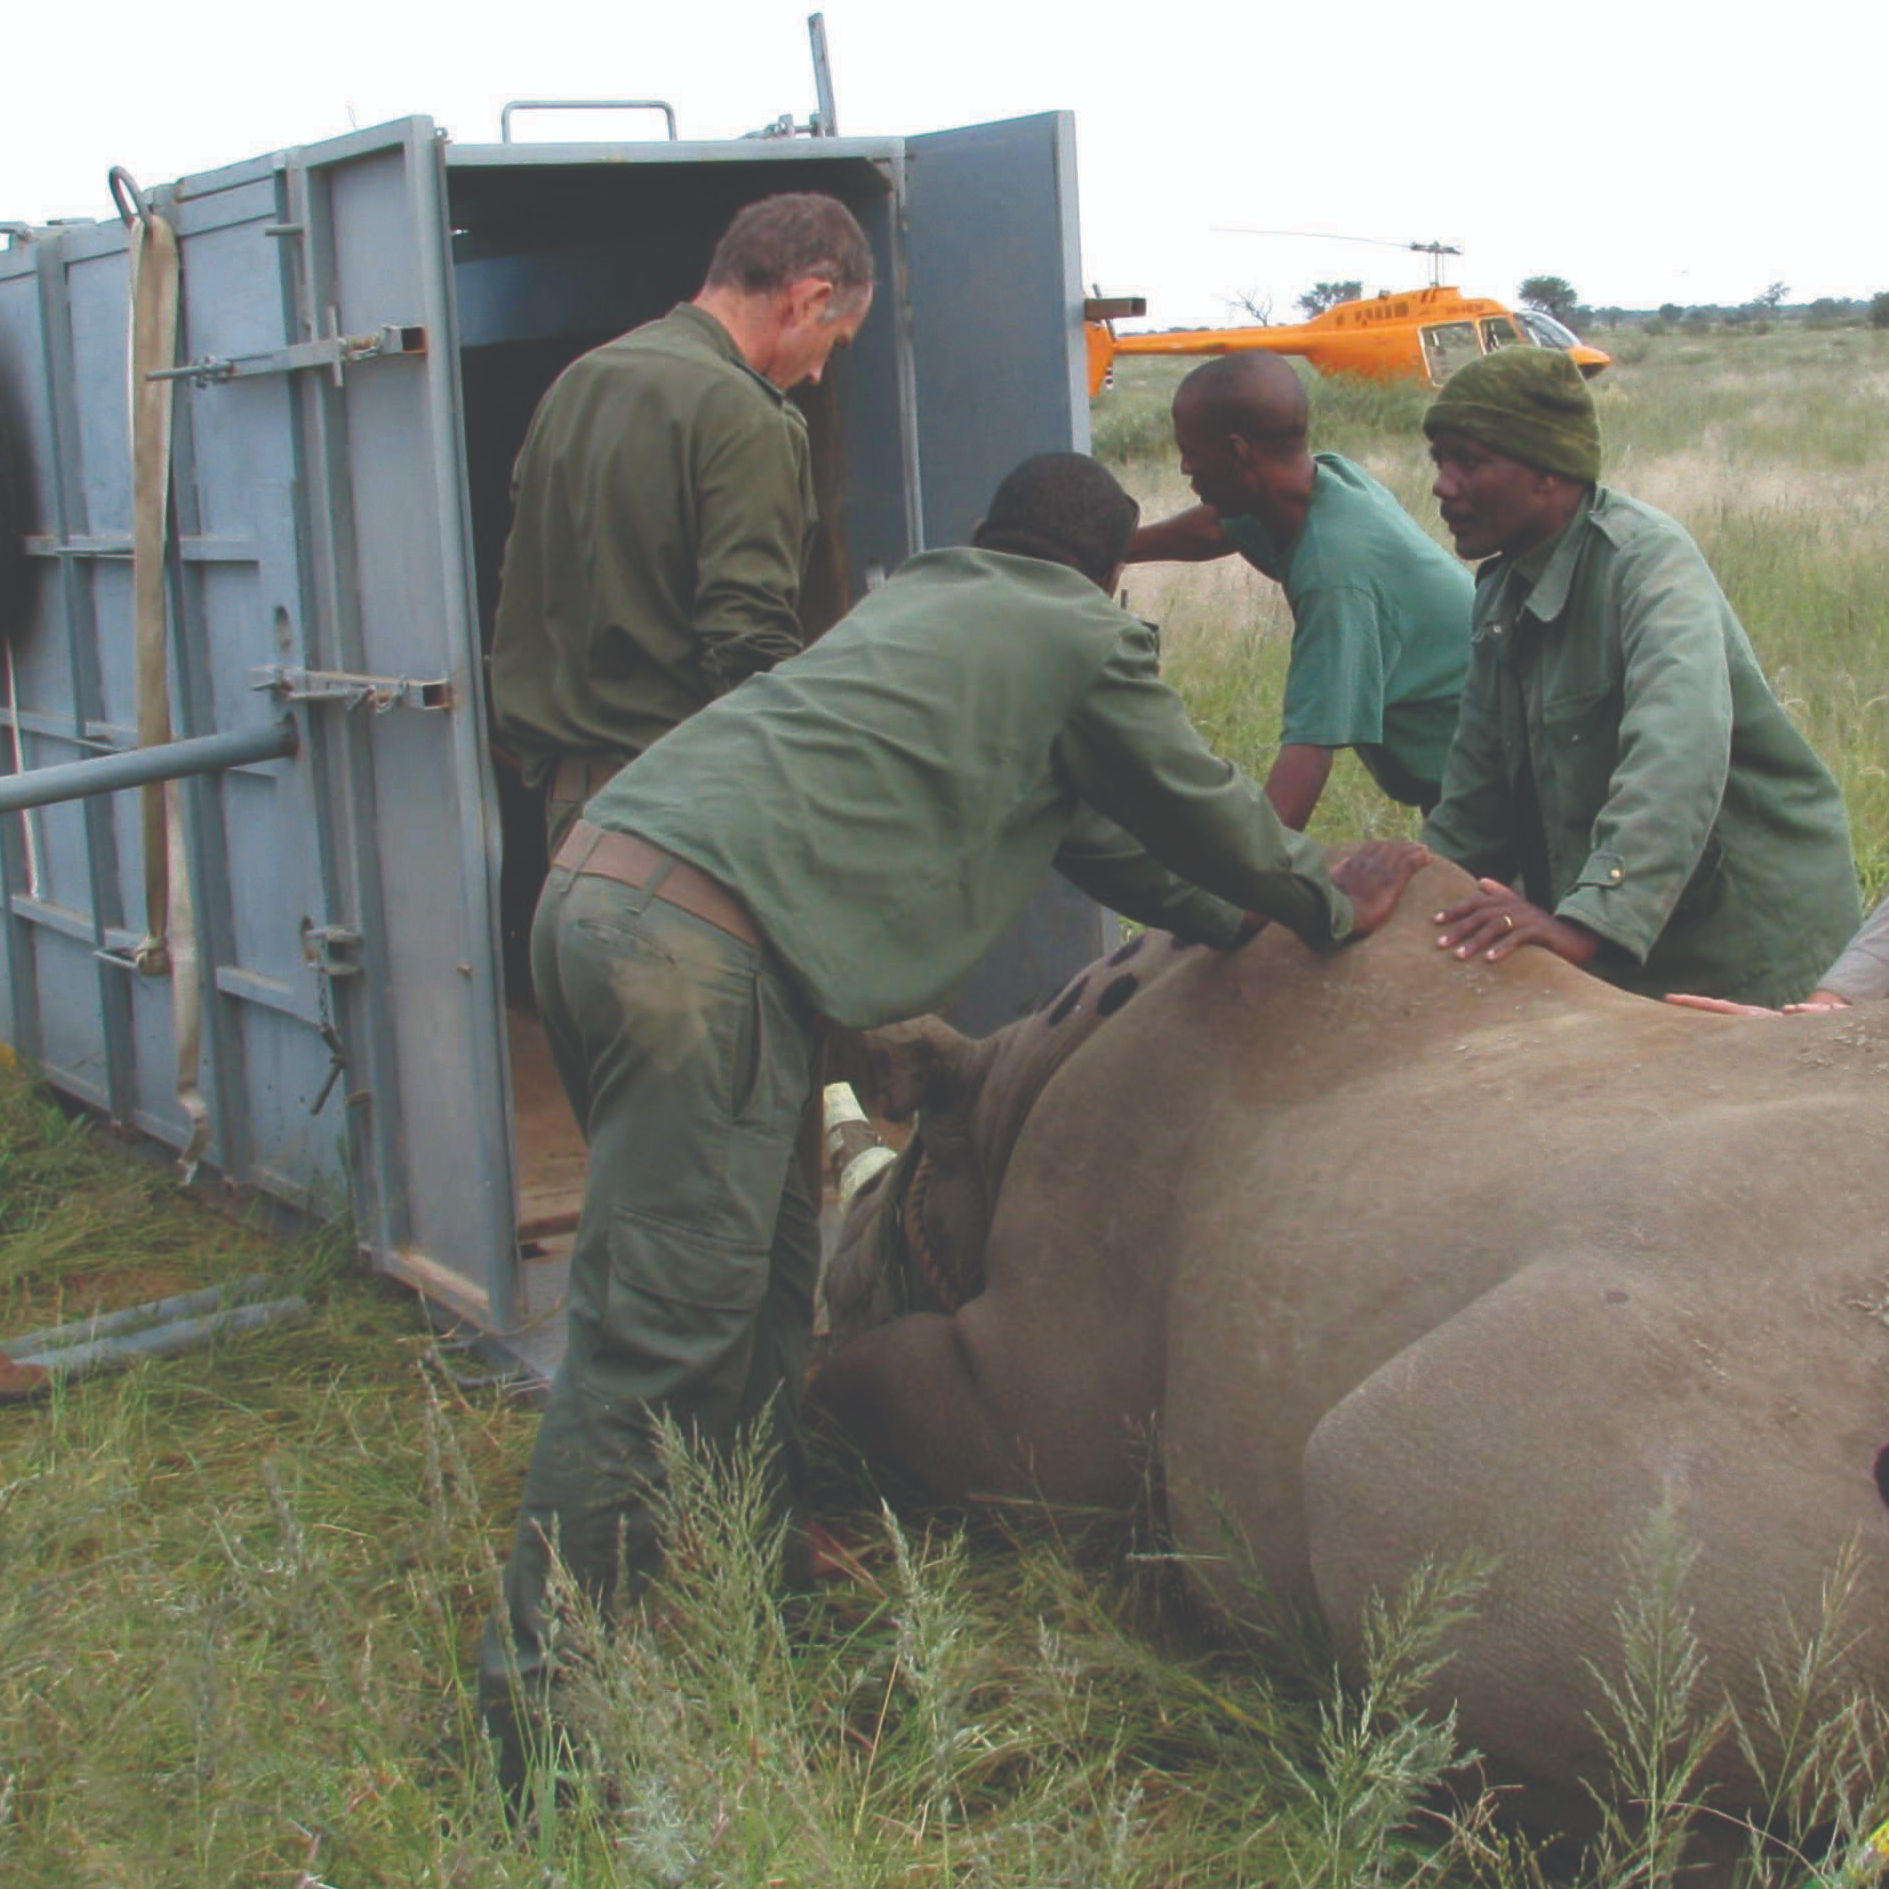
xmin=127 ymin=211 xmax=209 ymax=1175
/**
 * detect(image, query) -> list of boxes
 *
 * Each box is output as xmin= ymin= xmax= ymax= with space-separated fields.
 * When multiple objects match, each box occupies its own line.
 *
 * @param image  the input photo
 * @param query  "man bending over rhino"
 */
xmin=1123 ymin=353 xmax=1472 ymax=828
xmin=477 ymin=450 xmax=1428 ymax=1799
xmin=1420 ymin=348 xmax=1859 ymax=1006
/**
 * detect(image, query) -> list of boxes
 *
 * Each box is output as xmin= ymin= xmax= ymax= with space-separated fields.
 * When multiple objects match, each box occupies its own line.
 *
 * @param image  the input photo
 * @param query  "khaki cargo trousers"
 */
xmin=478 ymin=841 xmax=820 ymax=1788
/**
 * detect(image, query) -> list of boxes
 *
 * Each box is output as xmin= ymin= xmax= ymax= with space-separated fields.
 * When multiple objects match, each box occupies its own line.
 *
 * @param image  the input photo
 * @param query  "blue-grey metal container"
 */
xmin=0 ymin=111 xmax=1104 ymax=1365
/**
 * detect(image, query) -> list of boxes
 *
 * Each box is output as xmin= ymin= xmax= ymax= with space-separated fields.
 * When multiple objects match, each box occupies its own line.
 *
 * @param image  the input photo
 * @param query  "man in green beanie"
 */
xmin=1420 ymin=347 xmax=1859 ymax=1005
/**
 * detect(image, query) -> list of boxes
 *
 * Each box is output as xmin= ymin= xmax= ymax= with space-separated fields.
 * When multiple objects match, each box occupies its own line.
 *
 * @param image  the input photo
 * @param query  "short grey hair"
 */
xmin=703 ymin=194 xmax=874 ymax=303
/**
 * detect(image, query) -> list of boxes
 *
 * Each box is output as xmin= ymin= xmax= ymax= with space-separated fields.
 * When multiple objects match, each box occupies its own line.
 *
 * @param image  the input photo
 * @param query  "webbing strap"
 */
xmin=127 ymin=212 xmax=209 ymax=1175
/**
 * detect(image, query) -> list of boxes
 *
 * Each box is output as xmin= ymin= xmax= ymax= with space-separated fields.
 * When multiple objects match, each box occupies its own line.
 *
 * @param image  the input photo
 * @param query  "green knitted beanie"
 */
xmin=1423 ymin=348 xmax=1601 ymax=483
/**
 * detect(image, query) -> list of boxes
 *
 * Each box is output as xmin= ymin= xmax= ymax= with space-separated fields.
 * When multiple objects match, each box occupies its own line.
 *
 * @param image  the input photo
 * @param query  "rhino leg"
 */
xmin=1301 ymin=1254 xmax=1889 ymax=1816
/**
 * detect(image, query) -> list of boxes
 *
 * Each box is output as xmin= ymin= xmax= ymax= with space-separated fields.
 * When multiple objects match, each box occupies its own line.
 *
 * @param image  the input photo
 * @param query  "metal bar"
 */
xmin=143 ymin=323 xmax=427 ymax=388
xmin=3 ymin=1273 xmax=277 ymax=1354
xmin=10 ymin=1296 xmax=309 ymax=1381
xmin=21 ymin=534 xmax=272 ymax=567
xmin=285 ymin=147 xmax=406 ymax=1272
xmin=249 ymin=665 xmax=451 ymax=711
xmin=809 ymin=13 xmax=839 ymax=137
xmin=0 ymin=719 xmax=297 ymax=814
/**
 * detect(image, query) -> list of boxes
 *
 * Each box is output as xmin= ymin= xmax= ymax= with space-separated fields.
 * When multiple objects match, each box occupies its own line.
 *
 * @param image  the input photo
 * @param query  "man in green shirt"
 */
xmin=1123 ymin=353 xmax=1472 ymax=828
xmin=1422 ymin=348 xmax=1859 ymax=1006
xmin=489 ymin=192 xmax=875 ymax=849
xmin=478 ymin=452 xmax=1430 ymax=1798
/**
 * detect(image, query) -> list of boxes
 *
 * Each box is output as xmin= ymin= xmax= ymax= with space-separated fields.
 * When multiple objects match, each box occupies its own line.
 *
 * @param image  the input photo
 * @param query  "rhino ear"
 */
xmin=856 ymin=1014 xmax=975 ymax=1122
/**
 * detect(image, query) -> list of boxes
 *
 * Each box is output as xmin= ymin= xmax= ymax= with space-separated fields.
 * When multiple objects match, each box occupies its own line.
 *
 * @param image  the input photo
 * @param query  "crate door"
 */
xmin=904 ymin=112 xmax=1113 ymax=1031
xmin=904 ymin=112 xmax=1090 ymax=546
xmin=164 ymin=118 xmax=517 ymax=1328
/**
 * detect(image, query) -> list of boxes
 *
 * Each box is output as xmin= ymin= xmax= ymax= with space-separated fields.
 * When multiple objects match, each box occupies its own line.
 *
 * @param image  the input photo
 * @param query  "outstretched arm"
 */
xmin=1122 ymin=505 xmax=1230 ymax=565
xmin=1264 ymin=743 xmax=1336 ymax=830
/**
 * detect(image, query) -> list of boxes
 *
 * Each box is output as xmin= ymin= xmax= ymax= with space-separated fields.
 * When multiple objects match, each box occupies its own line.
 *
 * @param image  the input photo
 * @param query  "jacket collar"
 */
xmin=1477 ymin=485 xmax=1600 ymax=640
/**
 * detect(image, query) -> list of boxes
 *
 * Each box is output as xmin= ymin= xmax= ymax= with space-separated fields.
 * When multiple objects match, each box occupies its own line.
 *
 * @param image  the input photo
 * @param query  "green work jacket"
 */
xmin=1220 ymin=454 xmax=1472 ymax=805
xmin=1423 ymin=488 xmax=1859 ymax=1006
xmin=589 ymin=547 xmax=1357 ymax=1028
xmin=490 ymin=304 xmax=817 ymax=789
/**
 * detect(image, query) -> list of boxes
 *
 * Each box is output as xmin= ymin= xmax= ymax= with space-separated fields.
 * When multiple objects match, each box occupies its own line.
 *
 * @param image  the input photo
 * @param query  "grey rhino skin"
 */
xmin=813 ymin=856 xmax=1889 ymax=1824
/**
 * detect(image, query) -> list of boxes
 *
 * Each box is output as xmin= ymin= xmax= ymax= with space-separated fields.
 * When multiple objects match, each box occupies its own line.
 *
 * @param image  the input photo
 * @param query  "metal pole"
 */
xmin=2 ymin=1273 xmax=278 ymax=1355
xmin=808 ymin=14 xmax=838 ymax=137
xmin=6 ymin=1296 xmax=309 ymax=1386
xmin=0 ymin=718 xmax=297 ymax=815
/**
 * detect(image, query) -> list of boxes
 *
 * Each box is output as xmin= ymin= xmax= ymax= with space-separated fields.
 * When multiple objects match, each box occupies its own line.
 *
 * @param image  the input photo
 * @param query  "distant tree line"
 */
xmin=1202 ymin=276 xmax=1889 ymax=339
xmin=1519 ymin=275 xmax=1889 ymax=336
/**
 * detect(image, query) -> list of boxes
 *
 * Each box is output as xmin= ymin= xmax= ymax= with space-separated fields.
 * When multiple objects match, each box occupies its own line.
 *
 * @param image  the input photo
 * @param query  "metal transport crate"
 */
xmin=0 ymin=99 xmax=1108 ymax=1377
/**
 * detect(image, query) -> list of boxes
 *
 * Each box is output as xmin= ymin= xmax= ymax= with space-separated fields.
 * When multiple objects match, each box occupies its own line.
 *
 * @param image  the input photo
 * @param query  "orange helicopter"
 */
xmin=1083 ymin=237 xmax=1612 ymax=395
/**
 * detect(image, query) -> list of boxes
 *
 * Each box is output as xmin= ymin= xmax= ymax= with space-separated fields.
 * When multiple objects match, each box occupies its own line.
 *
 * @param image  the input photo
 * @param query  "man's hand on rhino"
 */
xmin=1331 ymin=840 xmax=1430 ymax=939
xmin=1665 ymin=990 xmax=1851 ymax=1019
xmin=1434 ymin=878 xmax=1602 ymax=968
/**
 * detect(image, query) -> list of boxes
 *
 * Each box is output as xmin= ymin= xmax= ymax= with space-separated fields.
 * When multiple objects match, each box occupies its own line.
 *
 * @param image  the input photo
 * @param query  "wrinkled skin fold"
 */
xmin=813 ymin=858 xmax=1889 ymax=1830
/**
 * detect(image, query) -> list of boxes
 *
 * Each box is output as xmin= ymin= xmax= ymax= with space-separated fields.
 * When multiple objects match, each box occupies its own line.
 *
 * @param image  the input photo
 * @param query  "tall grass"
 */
xmin=3 ymin=1044 xmax=1884 ymax=1885
xmin=1103 ymin=329 xmax=1889 ymax=897
xmin=0 ymin=1060 xmax=1499 ymax=1885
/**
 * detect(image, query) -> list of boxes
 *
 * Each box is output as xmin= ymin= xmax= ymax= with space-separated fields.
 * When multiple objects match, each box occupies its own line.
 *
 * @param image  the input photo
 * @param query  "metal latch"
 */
xmin=302 ymin=923 xmax=363 ymax=978
xmin=301 ymin=921 xmax=361 ymax=1116
xmin=250 ymin=667 xmax=452 ymax=714
xmin=146 ymin=323 xmax=426 ymax=389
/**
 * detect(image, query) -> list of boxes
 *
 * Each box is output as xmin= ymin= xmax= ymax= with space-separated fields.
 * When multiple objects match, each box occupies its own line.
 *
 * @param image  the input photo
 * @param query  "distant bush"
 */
xmin=1090 ymin=384 xmax=1179 ymax=463
xmin=1682 ymin=316 xmax=1713 ymax=338
xmin=1305 ymin=370 xmax=1432 ymax=438
xmin=1611 ymin=334 xmax=1652 ymax=366
xmin=1642 ymin=318 xmax=1668 ymax=338
xmin=1806 ymin=297 xmax=1856 ymax=328
xmin=1871 ymin=291 xmax=1889 ymax=330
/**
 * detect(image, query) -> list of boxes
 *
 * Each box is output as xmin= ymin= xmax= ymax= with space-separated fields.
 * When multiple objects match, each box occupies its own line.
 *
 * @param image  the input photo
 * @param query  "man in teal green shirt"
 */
xmin=1422 ymin=348 xmax=1859 ymax=1006
xmin=1124 ymin=353 xmax=1472 ymax=827
xmin=479 ymin=452 xmax=1430 ymax=1798
xmin=489 ymin=193 xmax=874 ymax=848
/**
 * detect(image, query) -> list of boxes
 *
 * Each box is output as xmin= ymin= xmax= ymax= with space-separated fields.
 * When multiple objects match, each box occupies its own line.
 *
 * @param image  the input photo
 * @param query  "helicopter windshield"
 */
xmin=1480 ymin=318 xmax=1524 ymax=351
xmin=1517 ymin=308 xmax=1583 ymax=351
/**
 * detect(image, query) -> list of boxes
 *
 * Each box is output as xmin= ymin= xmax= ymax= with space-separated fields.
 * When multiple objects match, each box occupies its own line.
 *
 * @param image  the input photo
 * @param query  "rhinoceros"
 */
xmin=812 ymin=857 xmax=1889 ymax=1829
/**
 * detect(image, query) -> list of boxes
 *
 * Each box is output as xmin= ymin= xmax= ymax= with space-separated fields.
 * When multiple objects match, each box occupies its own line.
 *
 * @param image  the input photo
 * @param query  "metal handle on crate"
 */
xmin=500 ymin=99 xmax=678 ymax=142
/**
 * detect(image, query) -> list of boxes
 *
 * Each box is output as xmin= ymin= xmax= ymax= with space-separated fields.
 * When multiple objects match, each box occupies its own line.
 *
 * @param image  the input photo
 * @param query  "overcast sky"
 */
xmin=6 ymin=0 xmax=1877 ymax=327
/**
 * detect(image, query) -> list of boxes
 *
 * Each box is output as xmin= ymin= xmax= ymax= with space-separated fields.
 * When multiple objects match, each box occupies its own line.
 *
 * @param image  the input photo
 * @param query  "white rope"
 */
xmin=127 ymin=209 xmax=209 ymax=1176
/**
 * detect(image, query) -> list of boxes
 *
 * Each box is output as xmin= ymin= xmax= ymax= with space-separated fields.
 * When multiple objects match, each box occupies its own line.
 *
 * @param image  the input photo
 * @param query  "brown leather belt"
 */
xmin=553 ymin=818 xmax=758 ymax=948
xmin=550 ymin=756 xmax=625 ymax=804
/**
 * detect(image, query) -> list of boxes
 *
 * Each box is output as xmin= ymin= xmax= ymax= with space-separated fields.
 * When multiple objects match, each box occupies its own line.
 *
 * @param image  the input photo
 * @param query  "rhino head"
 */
xmin=822 ymin=931 xmax=1201 ymax=1347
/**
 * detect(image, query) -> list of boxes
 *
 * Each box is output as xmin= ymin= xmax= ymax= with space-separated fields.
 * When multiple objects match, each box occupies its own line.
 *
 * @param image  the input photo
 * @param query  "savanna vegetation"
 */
xmin=2 ymin=321 xmax=1885 ymax=1885
xmin=1100 ymin=321 xmax=1889 ymax=904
